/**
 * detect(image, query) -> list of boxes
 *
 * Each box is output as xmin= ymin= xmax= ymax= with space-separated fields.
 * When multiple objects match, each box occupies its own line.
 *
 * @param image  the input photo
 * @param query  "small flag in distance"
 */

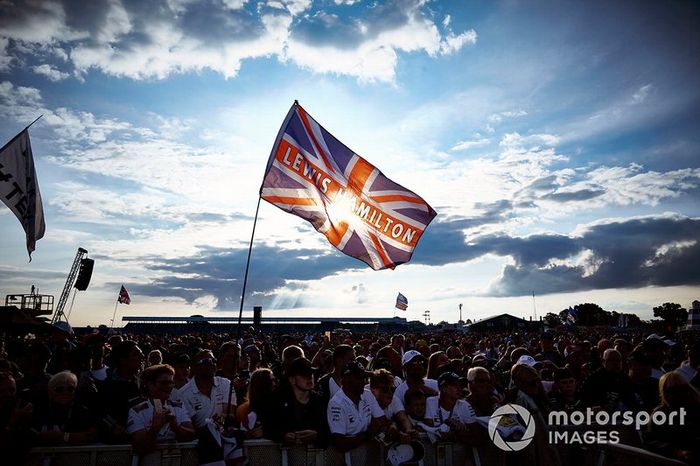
xmin=118 ymin=285 xmax=131 ymax=305
xmin=395 ymin=292 xmax=408 ymax=310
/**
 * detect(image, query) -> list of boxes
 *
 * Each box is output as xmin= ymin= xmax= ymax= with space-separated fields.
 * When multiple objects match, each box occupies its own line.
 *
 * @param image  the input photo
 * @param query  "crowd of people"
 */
xmin=0 ymin=323 xmax=698 ymax=466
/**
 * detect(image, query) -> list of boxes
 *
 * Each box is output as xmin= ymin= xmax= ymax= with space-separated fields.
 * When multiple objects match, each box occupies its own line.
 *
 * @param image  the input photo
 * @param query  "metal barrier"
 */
xmin=27 ymin=436 xmax=688 ymax=466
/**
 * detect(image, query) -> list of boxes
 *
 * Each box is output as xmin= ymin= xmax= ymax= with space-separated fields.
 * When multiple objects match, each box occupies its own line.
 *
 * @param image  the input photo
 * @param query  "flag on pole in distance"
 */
xmin=395 ymin=292 xmax=408 ymax=311
xmin=118 ymin=285 xmax=131 ymax=305
xmin=260 ymin=102 xmax=437 ymax=271
xmin=0 ymin=129 xmax=45 ymax=260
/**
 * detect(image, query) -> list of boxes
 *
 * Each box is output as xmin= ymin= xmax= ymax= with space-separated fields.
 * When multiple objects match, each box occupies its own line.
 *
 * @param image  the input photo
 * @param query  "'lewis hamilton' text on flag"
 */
xmin=261 ymin=103 xmax=436 ymax=270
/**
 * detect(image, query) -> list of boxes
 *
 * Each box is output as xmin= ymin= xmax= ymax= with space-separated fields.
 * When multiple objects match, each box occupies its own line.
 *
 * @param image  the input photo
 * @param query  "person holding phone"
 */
xmin=127 ymin=364 xmax=195 ymax=454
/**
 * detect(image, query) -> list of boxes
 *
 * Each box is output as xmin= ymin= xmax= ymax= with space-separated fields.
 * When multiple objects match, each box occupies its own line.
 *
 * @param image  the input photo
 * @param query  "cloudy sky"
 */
xmin=1 ymin=0 xmax=699 ymax=327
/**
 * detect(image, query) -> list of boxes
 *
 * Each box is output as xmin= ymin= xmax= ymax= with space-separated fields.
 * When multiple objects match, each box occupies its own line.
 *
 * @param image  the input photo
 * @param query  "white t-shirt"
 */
xmin=394 ymin=378 xmax=438 ymax=410
xmin=425 ymin=396 xmax=476 ymax=427
xmin=329 ymin=376 xmax=342 ymax=399
xmin=328 ymin=388 xmax=383 ymax=436
xmin=179 ymin=376 xmax=235 ymax=429
xmin=126 ymin=399 xmax=191 ymax=441
xmin=382 ymin=395 xmax=404 ymax=419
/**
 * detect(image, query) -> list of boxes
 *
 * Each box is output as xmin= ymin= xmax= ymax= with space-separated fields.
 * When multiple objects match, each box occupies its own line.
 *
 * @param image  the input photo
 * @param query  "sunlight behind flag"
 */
xmin=260 ymin=102 xmax=437 ymax=270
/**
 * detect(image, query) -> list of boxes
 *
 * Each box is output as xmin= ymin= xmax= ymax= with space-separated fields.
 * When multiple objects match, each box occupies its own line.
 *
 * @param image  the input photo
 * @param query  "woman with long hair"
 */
xmin=646 ymin=371 xmax=700 ymax=464
xmin=236 ymin=368 xmax=277 ymax=438
xmin=427 ymin=351 xmax=448 ymax=380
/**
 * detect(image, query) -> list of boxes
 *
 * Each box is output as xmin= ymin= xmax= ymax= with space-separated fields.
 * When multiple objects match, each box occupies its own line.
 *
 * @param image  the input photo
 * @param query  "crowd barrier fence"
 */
xmin=27 ymin=435 xmax=689 ymax=466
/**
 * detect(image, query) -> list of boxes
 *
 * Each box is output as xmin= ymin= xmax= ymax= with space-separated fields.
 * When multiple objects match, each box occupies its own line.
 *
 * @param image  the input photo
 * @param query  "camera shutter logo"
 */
xmin=488 ymin=404 xmax=536 ymax=451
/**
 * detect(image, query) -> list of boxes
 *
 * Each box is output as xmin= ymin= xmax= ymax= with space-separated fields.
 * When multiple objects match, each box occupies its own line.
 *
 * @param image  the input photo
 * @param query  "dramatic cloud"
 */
xmin=0 ymin=0 xmax=476 ymax=82
xmin=412 ymin=214 xmax=700 ymax=297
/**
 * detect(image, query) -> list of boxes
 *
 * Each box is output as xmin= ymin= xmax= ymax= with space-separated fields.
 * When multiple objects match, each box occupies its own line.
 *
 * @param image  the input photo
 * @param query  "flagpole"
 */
xmin=110 ymin=300 xmax=119 ymax=330
xmin=25 ymin=114 xmax=43 ymax=130
xmin=0 ymin=115 xmax=44 ymax=158
xmin=236 ymin=194 xmax=262 ymax=341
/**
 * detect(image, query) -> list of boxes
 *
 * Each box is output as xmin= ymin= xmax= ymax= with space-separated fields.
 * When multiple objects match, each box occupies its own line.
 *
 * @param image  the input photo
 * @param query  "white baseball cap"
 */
xmin=516 ymin=355 xmax=537 ymax=367
xmin=402 ymin=350 xmax=426 ymax=365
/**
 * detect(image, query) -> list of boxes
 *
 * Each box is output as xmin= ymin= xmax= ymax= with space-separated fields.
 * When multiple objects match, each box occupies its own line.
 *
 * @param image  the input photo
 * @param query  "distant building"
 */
xmin=687 ymin=300 xmax=700 ymax=331
xmin=119 ymin=315 xmax=410 ymax=334
xmin=465 ymin=313 xmax=542 ymax=332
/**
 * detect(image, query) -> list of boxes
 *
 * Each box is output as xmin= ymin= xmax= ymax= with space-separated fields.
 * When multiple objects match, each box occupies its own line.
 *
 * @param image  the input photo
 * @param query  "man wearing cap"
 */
xmin=626 ymin=349 xmax=659 ymax=412
xmin=639 ymin=335 xmax=671 ymax=379
xmin=263 ymin=357 xmax=329 ymax=447
xmin=535 ymin=332 xmax=564 ymax=367
xmin=425 ymin=372 xmax=479 ymax=444
xmin=327 ymin=361 xmax=384 ymax=452
xmin=394 ymin=350 xmax=438 ymax=410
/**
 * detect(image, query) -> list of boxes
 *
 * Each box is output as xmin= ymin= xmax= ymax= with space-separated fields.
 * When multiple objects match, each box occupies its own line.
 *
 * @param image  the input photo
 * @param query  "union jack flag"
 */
xmin=261 ymin=102 xmax=437 ymax=270
xmin=118 ymin=285 xmax=131 ymax=305
xmin=395 ymin=292 xmax=408 ymax=310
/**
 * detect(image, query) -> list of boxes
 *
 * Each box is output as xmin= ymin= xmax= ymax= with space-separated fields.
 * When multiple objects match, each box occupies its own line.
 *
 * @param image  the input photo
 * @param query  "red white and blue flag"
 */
xmin=395 ymin=292 xmax=408 ymax=310
xmin=261 ymin=103 xmax=437 ymax=270
xmin=118 ymin=285 xmax=131 ymax=305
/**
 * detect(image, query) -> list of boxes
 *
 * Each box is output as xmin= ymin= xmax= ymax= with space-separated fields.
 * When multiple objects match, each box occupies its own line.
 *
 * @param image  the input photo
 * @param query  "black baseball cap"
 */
xmin=438 ymin=371 xmax=461 ymax=388
xmin=287 ymin=357 xmax=314 ymax=377
xmin=342 ymin=361 xmax=371 ymax=378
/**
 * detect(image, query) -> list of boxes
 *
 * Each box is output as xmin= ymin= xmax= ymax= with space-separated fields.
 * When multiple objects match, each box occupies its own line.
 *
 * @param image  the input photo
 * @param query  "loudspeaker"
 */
xmin=253 ymin=306 xmax=262 ymax=327
xmin=74 ymin=258 xmax=94 ymax=291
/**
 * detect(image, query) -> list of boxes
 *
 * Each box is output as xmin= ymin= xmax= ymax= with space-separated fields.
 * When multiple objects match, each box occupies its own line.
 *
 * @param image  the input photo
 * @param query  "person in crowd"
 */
xmin=425 ymin=372 xmax=479 ymax=444
xmin=16 ymin=341 xmax=52 ymax=405
xmin=563 ymin=344 xmax=589 ymax=383
xmin=236 ymin=368 xmax=274 ymax=436
xmin=0 ymin=371 xmax=33 ymax=464
xmin=404 ymin=389 xmax=429 ymax=427
xmin=626 ymin=348 xmax=659 ymax=412
xmin=179 ymin=349 xmax=239 ymax=466
xmin=263 ymin=357 xmax=329 ymax=446
xmin=169 ymin=353 xmax=191 ymax=402
xmin=395 ymin=350 xmax=438 ymax=409
xmin=98 ymin=340 xmax=144 ymax=443
xmin=466 ymin=367 xmax=500 ymax=416
xmin=318 ymin=344 xmax=356 ymax=406
xmin=509 ymin=363 xmax=560 ymax=466
xmin=327 ymin=361 xmax=383 ymax=453
xmin=368 ymin=368 xmax=417 ymax=444
xmin=548 ymin=368 xmax=580 ymax=413
xmin=536 ymin=332 xmax=565 ymax=367
xmin=390 ymin=334 xmax=405 ymax=358
xmin=216 ymin=341 xmax=240 ymax=381
xmin=641 ymin=335 xmax=670 ymax=379
xmin=645 ymin=371 xmax=700 ymax=465
xmin=147 ymin=349 xmax=163 ymax=367
xmin=311 ymin=348 xmax=333 ymax=379
xmin=427 ymin=351 xmax=449 ymax=380
xmin=32 ymin=370 xmax=97 ymax=445
xmin=581 ymin=348 xmax=634 ymax=411
xmin=127 ymin=364 xmax=195 ymax=454
xmin=373 ymin=346 xmax=403 ymax=379
xmin=275 ymin=344 xmax=304 ymax=384
xmin=677 ymin=342 xmax=700 ymax=390
xmin=446 ymin=343 xmax=463 ymax=360
xmin=244 ymin=344 xmax=264 ymax=372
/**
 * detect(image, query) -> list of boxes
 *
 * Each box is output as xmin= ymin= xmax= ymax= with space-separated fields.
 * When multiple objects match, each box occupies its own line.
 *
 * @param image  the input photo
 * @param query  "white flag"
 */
xmin=0 ymin=129 xmax=45 ymax=259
